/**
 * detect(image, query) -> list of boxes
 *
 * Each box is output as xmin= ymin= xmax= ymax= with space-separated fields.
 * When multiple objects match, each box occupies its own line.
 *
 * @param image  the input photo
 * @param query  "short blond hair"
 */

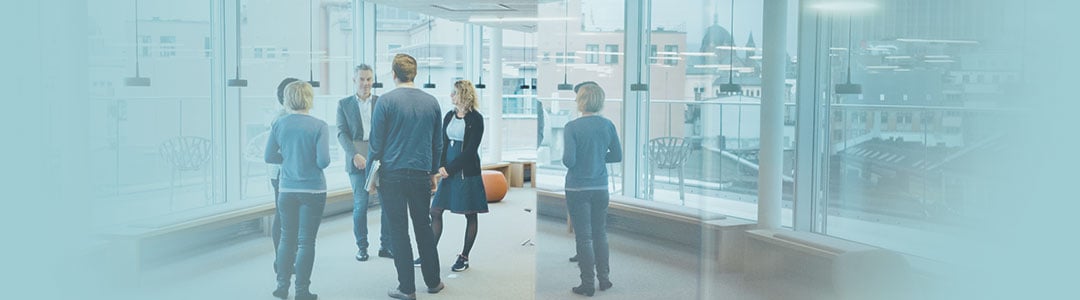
xmin=284 ymin=81 xmax=314 ymax=112
xmin=575 ymin=83 xmax=605 ymax=113
xmin=453 ymin=80 xmax=480 ymax=113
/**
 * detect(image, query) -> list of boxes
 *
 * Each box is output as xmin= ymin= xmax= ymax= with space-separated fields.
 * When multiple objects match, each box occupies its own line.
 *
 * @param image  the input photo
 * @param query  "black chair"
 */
xmin=646 ymin=137 xmax=692 ymax=203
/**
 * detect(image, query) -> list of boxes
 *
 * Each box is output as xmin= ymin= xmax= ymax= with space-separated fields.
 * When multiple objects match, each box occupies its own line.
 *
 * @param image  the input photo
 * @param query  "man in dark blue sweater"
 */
xmin=369 ymin=53 xmax=446 ymax=299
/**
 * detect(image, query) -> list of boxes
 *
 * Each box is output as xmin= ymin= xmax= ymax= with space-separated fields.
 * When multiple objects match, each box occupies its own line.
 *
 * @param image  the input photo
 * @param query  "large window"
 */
xmin=88 ymin=0 xmax=216 ymax=227
xmin=802 ymin=0 xmax=1019 ymax=259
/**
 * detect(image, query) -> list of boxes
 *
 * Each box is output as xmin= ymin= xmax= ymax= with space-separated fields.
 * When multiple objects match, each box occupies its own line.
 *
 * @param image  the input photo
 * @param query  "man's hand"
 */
xmin=430 ymin=175 xmax=439 ymax=194
xmin=438 ymin=167 xmax=449 ymax=179
xmin=353 ymin=153 xmax=367 ymax=170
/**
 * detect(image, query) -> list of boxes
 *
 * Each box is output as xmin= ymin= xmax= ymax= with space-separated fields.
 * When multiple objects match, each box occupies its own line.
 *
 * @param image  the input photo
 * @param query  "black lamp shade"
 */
xmin=227 ymin=79 xmax=248 ymax=87
xmin=475 ymin=83 xmax=486 ymax=89
xmin=372 ymin=82 xmax=384 ymax=88
xmin=557 ymin=83 xmax=573 ymax=91
xmin=308 ymin=80 xmax=320 ymax=88
xmin=125 ymin=76 xmax=151 ymax=87
xmin=520 ymin=84 xmax=531 ymax=90
xmin=835 ymin=83 xmax=862 ymax=95
xmin=719 ymin=83 xmax=742 ymax=93
xmin=423 ymin=83 xmax=436 ymax=89
xmin=630 ymin=83 xmax=649 ymax=91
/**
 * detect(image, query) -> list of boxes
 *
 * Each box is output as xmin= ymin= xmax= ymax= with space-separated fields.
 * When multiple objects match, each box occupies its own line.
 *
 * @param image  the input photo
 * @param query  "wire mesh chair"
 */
xmin=160 ymin=136 xmax=212 ymax=207
xmin=646 ymin=137 xmax=692 ymax=203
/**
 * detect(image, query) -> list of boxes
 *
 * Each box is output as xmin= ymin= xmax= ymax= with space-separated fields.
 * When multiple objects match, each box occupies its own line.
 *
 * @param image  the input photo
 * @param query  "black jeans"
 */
xmin=566 ymin=190 xmax=611 ymax=285
xmin=378 ymin=169 xmax=441 ymax=294
xmin=271 ymin=178 xmax=281 ymax=251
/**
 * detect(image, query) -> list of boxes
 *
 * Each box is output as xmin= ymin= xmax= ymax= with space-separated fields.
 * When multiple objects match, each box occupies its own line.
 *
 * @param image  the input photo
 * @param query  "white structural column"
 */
xmin=488 ymin=29 xmax=504 ymax=162
xmin=758 ymin=0 xmax=788 ymax=229
xmin=793 ymin=6 xmax=822 ymax=232
xmin=623 ymin=0 xmax=651 ymax=198
xmin=354 ymin=0 xmax=376 ymax=66
xmin=463 ymin=24 xmax=482 ymax=84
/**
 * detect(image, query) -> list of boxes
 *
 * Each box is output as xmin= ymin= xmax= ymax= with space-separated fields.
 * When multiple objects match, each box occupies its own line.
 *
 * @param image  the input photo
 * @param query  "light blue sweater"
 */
xmin=563 ymin=115 xmax=622 ymax=191
xmin=265 ymin=113 xmax=331 ymax=192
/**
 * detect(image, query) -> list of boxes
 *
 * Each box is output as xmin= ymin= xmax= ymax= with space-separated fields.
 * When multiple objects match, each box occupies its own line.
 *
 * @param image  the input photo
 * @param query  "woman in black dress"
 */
xmin=429 ymin=79 xmax=488 ymax=272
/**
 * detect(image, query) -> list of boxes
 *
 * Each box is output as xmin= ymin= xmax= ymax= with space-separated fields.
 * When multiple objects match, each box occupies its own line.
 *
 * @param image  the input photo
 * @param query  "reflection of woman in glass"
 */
xmin=429 ymin=79 xmax=488 ymax=272
xmin=265 ymin=81 xmax=330 ymax=300
xmin=562 ymin=82 xmax=622 ymax=296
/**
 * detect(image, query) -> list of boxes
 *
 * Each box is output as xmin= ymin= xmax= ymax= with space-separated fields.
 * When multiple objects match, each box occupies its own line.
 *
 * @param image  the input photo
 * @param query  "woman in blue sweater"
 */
xmin=563 ymin=82 xmax=622 ymax=297
xmin=430 ymin=80 xmax=488 ymax=272
xmin=265 ymin=81 xmax=330 ymax=300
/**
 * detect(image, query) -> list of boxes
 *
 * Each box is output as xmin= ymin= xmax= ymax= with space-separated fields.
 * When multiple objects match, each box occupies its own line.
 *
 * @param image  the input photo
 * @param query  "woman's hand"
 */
xmin=438 ymin=167 xmax=449 ymax=178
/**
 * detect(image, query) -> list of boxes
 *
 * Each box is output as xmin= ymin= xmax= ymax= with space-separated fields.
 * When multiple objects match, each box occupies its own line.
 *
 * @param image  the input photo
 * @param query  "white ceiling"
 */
xmin=363 ymin=0 xmax=552 ymax=32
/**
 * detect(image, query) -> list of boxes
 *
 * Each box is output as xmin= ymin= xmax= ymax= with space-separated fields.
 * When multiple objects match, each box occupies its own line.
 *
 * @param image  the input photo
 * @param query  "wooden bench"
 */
xmin=742 ymin=229 xmax=909 ymax=293
xmin=507 ymin=160 xmax=537 ymax=188
xmin=101 ymin=189 xmax=354 ymax=280
xmin=481 ymin=163 xmax=511 ymax=186
xmin=536 ymin=189 xmax=750 ymax=251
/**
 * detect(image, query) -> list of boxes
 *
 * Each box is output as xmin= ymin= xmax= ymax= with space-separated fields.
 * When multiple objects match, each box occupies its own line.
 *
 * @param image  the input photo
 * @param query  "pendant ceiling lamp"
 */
xmin=835 ymin=15 xmax=862 ymax=95
xmin=475 ymin=28 xmax=486 ymax=89
xmin=125 ymin=0 xmax=150 ymax=87
xmin=423 ymin=19 xmax=437 ymax=89
xmin=520 ymin=32 xmax=535 ymax=90
xmin=557 ymin=0 xmax=573 ymax=91
xmin=718 ymin=0 xmax=741 ymax=94
xmin=226 ymin=0 xmax=248 ymax=87
xmin=307 ymin=0 xmax=320 ymax=87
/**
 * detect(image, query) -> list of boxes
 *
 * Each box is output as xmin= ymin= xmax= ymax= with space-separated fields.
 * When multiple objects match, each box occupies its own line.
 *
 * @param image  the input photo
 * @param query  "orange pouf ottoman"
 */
xmin=481 ymin=170 xmax=508 ymax=202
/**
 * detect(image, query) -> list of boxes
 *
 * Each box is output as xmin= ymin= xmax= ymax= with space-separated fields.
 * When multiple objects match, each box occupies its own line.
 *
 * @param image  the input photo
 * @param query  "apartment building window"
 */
xmin=159 ymin=36 xmax=176 ymax=57
xmin=254 ymin=47 xmax=263 ymax=59
xmin=139 ymin=35 xmax=151 ymax=57
xmin=555 ymin=52 xmax=564 ymax=64
xmin=880 ymin=112 xmax=889 ymax=124
xmin=585 ymin=44 xmax=599 ymax=64
xmin=649 ymin=44 xmax=657 ymax=63
xmin=566 ymin=51 xmax=576 ymax=63
xmin=664 ymin=45 xmax=679 ymax=66
xmin=281 ymin=48 xmax=289 ymax=58
xmin=266 ymin=47 xmax=276 ymax=59
xmin=203 ymin=36 xmax=211 ymax=58
xmin=605 ymin=44 xmax=619 ymax=64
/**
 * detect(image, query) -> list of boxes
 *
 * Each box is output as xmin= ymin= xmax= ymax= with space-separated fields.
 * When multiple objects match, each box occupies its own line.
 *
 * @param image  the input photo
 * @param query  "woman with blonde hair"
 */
xmin=563 ymin=82 xmax=621 ymax=296
xmin=265 ymin=81 xmax=330 ymax=300
xmin=428 ymin=79 xmax=488 ymax=272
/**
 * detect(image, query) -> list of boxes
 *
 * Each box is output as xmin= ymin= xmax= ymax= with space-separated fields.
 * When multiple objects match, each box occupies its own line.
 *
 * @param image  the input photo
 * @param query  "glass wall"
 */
xmin=89 ymin=0 xmax=218 ymax=227
xmin=802 ymin=0 xmax=1020 ymax=260
xmin=235 ymin=0 xmax=356 ymax=202
xmin=536 ymin=0 xmax=625 ymax=193
xmin=647 ymin=0 xmax=798 ymax=224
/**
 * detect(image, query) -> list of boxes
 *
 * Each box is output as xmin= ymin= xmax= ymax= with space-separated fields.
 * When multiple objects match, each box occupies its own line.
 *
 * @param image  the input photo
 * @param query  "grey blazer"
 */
xmin=336 ymin=94 xmax=378 ymax=174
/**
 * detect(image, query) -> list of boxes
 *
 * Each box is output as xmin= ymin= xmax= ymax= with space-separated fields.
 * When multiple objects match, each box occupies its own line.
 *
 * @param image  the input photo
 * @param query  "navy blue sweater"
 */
xmin=368 ymin=87 xmax=443 ymax=174
xmin=562 ymin=115 xmax=622 ymax=191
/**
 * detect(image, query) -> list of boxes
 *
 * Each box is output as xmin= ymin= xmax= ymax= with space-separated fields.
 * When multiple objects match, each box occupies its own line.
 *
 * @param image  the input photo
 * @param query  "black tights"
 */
xmin=431 ymin=211 xmax=479 ymax=257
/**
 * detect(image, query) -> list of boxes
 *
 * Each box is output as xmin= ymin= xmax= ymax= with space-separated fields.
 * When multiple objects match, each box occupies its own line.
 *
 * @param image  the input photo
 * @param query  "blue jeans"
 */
xmin=566 ymin=190 xmax=611 ymax=285
xmin=275 ymin=192 xmax=327 ymax=294
xmin=379 ymin=169 xmax=441 ymax=294
xmin=350 ymin=171 xmax=392 ymax=252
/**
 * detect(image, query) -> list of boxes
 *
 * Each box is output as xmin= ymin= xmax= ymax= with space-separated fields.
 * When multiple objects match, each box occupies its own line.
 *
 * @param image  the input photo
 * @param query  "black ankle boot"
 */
xmin=295 ymin=291 xmax=318 ymax=300
xmin=572 ymin=284 xmax=595 ymax=297
xmin=599 ymin=280 xmax=613 ymax=291
xmin=271 ymin=287 xmax=288 ymax=299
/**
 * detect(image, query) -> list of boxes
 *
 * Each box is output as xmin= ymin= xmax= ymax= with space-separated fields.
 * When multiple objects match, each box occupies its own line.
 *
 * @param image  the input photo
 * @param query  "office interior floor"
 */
xmin=98 ymin=188 xmax=830 ymax=300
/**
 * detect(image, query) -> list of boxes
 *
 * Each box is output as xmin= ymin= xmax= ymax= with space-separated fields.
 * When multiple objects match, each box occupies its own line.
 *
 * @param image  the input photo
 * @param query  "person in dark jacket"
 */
xmin=430 ymin=79 xmax=488 ymax=272
xmin=336 ymin=64 xmax=392 ymax=262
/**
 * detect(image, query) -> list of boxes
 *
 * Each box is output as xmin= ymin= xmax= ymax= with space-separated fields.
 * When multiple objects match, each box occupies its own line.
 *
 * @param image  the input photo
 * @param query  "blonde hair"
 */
xmin=453 ymin=80 xmax=480 ymax=113
xmin=284 ymin=81 xmax=314 ymax=112
xmin=575 ymin=83 xmax=605 ymax=113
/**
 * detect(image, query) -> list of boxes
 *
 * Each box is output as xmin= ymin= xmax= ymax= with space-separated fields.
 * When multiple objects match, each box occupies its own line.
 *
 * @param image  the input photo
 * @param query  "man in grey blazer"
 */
xmin=337 ymin=64 xmax=392 ymax=261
